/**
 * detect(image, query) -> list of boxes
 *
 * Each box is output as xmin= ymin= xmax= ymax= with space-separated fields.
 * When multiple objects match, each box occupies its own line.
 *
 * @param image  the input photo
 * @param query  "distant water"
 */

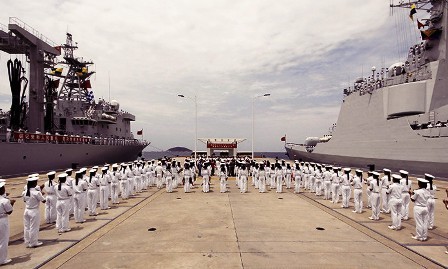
xmin=143 ymin=151 xmax=288 ymax=160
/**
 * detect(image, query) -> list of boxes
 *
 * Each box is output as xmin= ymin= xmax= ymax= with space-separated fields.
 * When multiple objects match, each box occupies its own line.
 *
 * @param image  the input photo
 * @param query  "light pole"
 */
xmin=252 ymin=93 xmax=270 ymax=159
xmin=178 ymin=94 xmax=198 ymax=164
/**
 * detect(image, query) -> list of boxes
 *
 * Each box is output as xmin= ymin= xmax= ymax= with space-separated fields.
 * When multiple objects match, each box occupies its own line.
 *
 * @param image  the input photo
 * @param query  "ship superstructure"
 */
xmin=0 ymin=18 xmax=148 ymax=176
xmin=285 ymin=0 xmax=448 ymax=177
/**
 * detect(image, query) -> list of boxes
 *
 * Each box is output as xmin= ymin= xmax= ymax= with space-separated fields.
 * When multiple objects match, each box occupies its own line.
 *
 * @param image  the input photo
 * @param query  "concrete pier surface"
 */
xmin=1 ymin=166 xmax=447 ymax=268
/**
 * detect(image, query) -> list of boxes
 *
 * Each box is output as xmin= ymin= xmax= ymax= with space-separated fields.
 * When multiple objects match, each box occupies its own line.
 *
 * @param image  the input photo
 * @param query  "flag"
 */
xmin=87 ymin=91 xmax=94 ymax=102
xmin=280 ymin=136 xmax=286 ymax=142
xmin=137 ymin=129 xmax=143 ymax=135
xmin=409 ymin=4 xmax=417 ymax=20
xmin=417 ymin=19 xmax=425 ymax=29
xmin=49 ymin=79 xmax=60 ymax=89
xmin=81 ymin=80 xmax=92 ymax=89
xmin=421 ymin=29 xmax=442 ymax=40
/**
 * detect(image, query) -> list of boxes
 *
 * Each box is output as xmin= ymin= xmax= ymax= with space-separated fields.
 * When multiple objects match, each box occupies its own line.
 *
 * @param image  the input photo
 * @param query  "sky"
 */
xmin=0 ymin=0 xmax=423 ymax=152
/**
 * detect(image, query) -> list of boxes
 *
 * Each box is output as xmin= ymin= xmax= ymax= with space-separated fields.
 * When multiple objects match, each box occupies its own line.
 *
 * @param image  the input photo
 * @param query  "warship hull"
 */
xmin=286 ymin=77 xmax=448 ymax=178
xmin=0 ymin=143 xmax=146 ymax=177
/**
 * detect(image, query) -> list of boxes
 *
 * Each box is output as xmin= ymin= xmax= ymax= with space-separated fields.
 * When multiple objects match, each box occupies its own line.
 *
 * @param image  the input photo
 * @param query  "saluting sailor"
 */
xmin=400 ymin=170 xmax=411 ymax=220
xmin=0 ymin=181 xmax=14 ymax=265
xmin=120 ymin=164 xmax=129 ymax=199
xmin=87 ymin=169 xmax=100 ymax=216
xmin=368 ymin=172 xmax=381 ymax=220
xmin=202 ymin=162 xmax=210 ymax=193
xmin=240 ymin=164 xmax=249 ymax=193
xmin=293 ymin=163 xmax=302 ymax=194
xmin=73 ymin=171 xmax=87 ymax=223
xmin=165 ymin=164 xmax=173 ymax=193
xmin=387 ymin=174 xmax=404 ymax=230
xmin=43 ymin=171 xmax=57 ymax=224
xmin=110 ymin=164 xmax=120 ymax=204
xmin=323 ymin=166 xmax=332 ymax=200
xmin=425 ymin=174 xmax=436 ymax=230
xmin=99 ymin=167 xmax=111 ymax=210
xmin=55 ymin=173 xmax=73 ymax=233
xmin=411 ymin=178 xmax=430 ymax=241
xmin=65 ymin=169 xmax=75 ymax=216
xmin=220 ymin=166 xmax=227 ymax=193
xmin=183 ymin=163 xmax=192 ymax=193
xmin=22 ymin=176 xmax=46 ymax=247
xmin=331 ymin=167 xmax=341 ymax=203
xmin=314 ymin=165 xmax=323 ymax=196
xmin=285 ymin=163 xmax=292 ymax=189
xmin=380 ymin=169 xmax=392 ymax=214
xmin=351 ymin=170 xmax=363 ymax=213
xmin=341 ymin=168 xmax=352 ymax=208
xmin=258 ymin=163 xmax=267 ymax=193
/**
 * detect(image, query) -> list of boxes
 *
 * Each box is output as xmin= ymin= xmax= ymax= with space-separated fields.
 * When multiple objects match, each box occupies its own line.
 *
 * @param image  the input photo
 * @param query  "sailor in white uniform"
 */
xmin=99 ymin=167 xmax=111 ymax=210
xmin=331 ymin=167 xmax=341 ymax=203
xmin=202 ymin=162 xmax=210 ymax=193
xmin=365 ymin=171 xmax=374 ymax=208
xmin=387 ymin=174 xmax=404 ymax=230
xmin=400 ymin=170 xmax=411 ymax=220
xmin=0 ymin=182 xmax=14 ymax=265
xmin=22 ymin=176 xmax=46 ymax=247
xmin=380 ymin=169 xmax=391 ymax=214
xmin=240 ymin=164 xmax=249 ymax=193
xmin=55 ymin=173 xmax=73 ymax=233
xmin=425 ymin=174 xmax=436 ymax=230
xmin=183 ymin=163 xmax=192 ymax=193
xmin=43 ymin=171 xmax=57 ymax=224
xmin=411 ymin=178 xmax=430 ymax=241
xmin=368 ymin=172 xmax=381 ymax=220
xmin=87 ymin=169 xmax=100 ymax=216
xmin=351 ymin=169 xmax=363 ymax=213
xmin=73 ymin=171 xmax=87 ymax=223
xmin=110 ymin=164 xmax=120 ymax=204
xmin=65 ymin=169 xmax=75 ymax=216
xmin=322 ymin=166 xmax=332 ymax=200
xmin=285 ymin=163 xmax=292 ymax=189
xmin=341 ymin=168 xmax=352 ymax=208
xmin=275 ymin=163 xmax=283 ymax=193
xmin=219 ymin=166 xmax=227 ymax=193
xmin=155 ymin=162 xmax=164 ymax=189
xmin=165 ymin=164 xmax=173 ymax=193
xmin=293 ymin=163 xmax=302 ymax=194
xmin=314 ymin=164 xmax=323 ymax=196
xmin=258 ymin=163 xmax=267 ymax=193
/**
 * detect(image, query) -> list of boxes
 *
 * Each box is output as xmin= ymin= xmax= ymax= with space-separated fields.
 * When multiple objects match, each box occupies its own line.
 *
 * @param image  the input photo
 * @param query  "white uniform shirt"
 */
xmin=55 ymin=183 xmax=73 ymax=200
xmin=0 ymin=196 xmax=13 ymax=217
xmin=387 ymin=183 xmax=404 ymax=200
xmin=73 ymin=179 xmax=88 ymax=193
xmin=44 ymin=180 xmax=56 ymax=195
xmin=412 ymin=188 xmax=430 ymax=207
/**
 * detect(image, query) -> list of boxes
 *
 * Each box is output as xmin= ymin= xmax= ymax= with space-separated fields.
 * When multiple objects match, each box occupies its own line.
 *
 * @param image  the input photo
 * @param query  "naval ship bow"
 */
xmin=285 ymin=0 xmax=448 ymax=177
xmin=0 ymin=18 xmax=149 ymax=177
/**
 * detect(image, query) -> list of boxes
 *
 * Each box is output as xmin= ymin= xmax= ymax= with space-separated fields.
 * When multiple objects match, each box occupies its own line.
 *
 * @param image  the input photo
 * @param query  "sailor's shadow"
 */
xmin=10 ymin=253 xmax=31 ymax=265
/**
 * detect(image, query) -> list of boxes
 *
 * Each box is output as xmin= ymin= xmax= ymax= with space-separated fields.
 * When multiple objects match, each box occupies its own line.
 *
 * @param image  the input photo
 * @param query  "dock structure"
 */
xmin=1 ymin=160 xmax=447 ymax=268
xmin=0 ymin=17 xmax=60 ymax=133
xmin=199 ymin=138 xmax=246 ymax=157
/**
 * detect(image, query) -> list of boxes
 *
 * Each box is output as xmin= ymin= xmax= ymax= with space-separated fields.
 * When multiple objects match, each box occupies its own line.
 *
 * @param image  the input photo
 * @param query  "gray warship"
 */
xmin=0 ymin=18 xmax=149 ymax=177
xmin=285 ymin=0 xmax=448 ymax=177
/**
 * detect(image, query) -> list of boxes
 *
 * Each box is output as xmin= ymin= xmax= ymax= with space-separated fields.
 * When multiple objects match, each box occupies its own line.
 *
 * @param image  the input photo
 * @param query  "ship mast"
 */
xmin=57 ymin=33 xmax=95 ymax=102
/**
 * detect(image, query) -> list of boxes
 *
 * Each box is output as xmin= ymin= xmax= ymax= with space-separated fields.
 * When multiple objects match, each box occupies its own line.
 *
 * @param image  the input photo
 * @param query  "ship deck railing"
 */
xmin=0 ymin=131 xmax=147 ymax=146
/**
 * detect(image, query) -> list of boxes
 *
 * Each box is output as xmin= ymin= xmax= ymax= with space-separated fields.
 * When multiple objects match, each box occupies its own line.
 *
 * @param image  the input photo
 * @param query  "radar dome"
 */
xmin=110 ymin=100 xmax=120 ymax=110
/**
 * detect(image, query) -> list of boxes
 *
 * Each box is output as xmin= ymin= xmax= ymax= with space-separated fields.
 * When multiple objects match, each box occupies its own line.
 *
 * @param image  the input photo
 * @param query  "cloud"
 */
xmin=0 ymin=0 xmax=422 ymax=151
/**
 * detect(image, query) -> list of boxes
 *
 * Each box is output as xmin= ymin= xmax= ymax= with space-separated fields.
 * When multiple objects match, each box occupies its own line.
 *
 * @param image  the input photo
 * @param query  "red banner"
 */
xmin=207 ymin=142 xmax=237 ymax=149
xmin=13 ymin=132 xmax=91 ymax=144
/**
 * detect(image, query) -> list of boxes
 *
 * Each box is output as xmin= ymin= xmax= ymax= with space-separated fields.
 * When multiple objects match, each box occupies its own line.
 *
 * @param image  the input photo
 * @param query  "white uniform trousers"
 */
xmin=353 ymin=188 xmax=363 ymax=213
xmin=309 ymin=176 xmax=315 ymax=192
xmin=366 ymin=188 xmax=372 ymax=208
xmin=315 ymin=180 xmax=322 ymax=196
xmin=202 ymin=176 xmax=209 ymax=193
xmin=220 ymin=179 xmax=226 ymax=193
xmin=45 ymin=194 xmax=57 ymax=223
xmin=184 ymin=177 xmax=191 ymax=193
xmin=414 ymin=205 xmax=428 ymax=240
xmin=87 ymin=190 xmax=98 ymax=215
xmin=166 ymin=176 xmax=173 ymax=193
xmin=0 ymin=217 xmax=10 ymax=264
xmin=341 ymin=185 xmax=351 ymax=208
xmin=120 ymin=181 xmax=128 ymax=199
xmin=285 ymin=175 xmax=291 ymax=189
xmin=99 ymin=185 xmax=109 ymax=210
xmin=259 ymin=177 xmax=266 ymax=193
xmin=111 ymin=183 xmax=120 ymax=204
xmin=270 ymin=175 xmax=275 ymax=189
xmin=294 ymin=176 xmax=301 ymax=194
xmin=389 ymin=198 xmax=402 ymax=229
xmin=331 ymin=183 xmax=340 ymax=203
xmin=73 ymin=192 xmax=85 ymax=223
xmin=23 ymin=208 xmax=40 ymax=246
xmin=56 ymin=199 xmax=70 ymax=232
xmin=156 ymin=175 xmax=163 ymax=189
xmin=276 ymin=176 xmax=283 ymax=193
xmin=370 ymin=192 xmax=381 ymax=220
xmin=241 ymin=176 xmax=247 ymax=193
xmin=381 ymin=188 xmax=390 ymax=213
xmin=427 ymin=198 xmax=435 ymax=229
xmin=401 ymin=192 xmax=410 ymax=220
xmin=323 ymin=181 xmax=331 ymax=200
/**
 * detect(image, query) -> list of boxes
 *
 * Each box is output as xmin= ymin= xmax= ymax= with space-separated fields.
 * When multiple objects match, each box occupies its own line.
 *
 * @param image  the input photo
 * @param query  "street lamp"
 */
xmin=178 ymin=94 xmax=198 ymax=164
xmin=252 ymin=93 xmax=270 ymax=159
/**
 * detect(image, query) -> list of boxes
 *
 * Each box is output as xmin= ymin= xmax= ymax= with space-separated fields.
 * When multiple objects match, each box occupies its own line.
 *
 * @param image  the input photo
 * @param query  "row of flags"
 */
xmin=409 ymin=3 xmax=442 ymax=41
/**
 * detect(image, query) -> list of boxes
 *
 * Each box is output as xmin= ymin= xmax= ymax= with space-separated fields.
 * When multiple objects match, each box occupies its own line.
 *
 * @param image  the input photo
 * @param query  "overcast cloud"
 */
xmin=0 ymin=0 xmax=423 ymax=152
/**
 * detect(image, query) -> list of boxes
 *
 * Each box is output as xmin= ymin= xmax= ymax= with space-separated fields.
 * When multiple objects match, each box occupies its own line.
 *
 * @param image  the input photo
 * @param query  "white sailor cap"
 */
xmin=89 ymin=169 xmax=96 ymax=173
xmin=399 ymin=170 xmax=408 ymax=175
xmin=26 ymin=176 xmax=39 ymax=182
xmin=28 ymin=173 xmax=39 ymax=178
xmin=58 ymin=173 xmax=68 ymax=179
xmin=105 ymin=164 xmax=110 ymax=167
xmin=112 ymin=164 xmax=119 ymax=168
xmin=383 ymin=168 xmax=391 ymax=173
xmin=343 ymin=168 xmax=351 ymax=172
xmin=372 ymin=171 xmax=380 ymax=176
xmin=80 ymin=167 xmax=87 ymax=172
xmin=355 ymin=169 xmax=363 ymax=174
xmin=392 ymin=174 xmax=401 ymax=180
xmin=0 ymin=182 xmax=5 ymax=188
xmin=417 ymin=178 xmax=428 ymax=183
xmin=47 ymin=171 xmax=56 ymax=176
xmin=101 ymin=167 xmax=108 ymax=171
xmin=424 ymin=173 xmax=434 ymax=180
xmin=75 ymin=171 xmax=82 ymax=175
xmin=92 ymin=166 xmax=99 ymax=169
xmin=65 ymin=169 xmax=73 ymax=172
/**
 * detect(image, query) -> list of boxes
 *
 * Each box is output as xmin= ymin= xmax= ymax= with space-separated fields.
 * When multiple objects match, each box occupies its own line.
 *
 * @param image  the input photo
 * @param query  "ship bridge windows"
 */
xmin=71 ymin=117 xmax=96 ymax=126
